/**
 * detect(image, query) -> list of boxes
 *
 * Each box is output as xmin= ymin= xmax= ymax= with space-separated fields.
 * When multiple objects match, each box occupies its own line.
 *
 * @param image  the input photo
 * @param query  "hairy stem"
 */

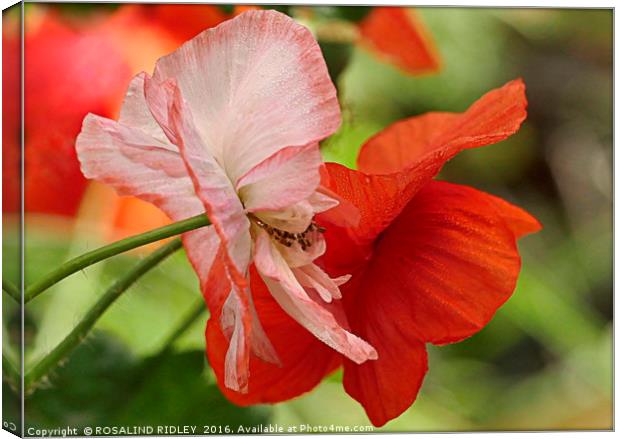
xmin=25 ymin=213 xmax=210 ymax=303
xmin=24 ymin=238 xmax=183 ymax=392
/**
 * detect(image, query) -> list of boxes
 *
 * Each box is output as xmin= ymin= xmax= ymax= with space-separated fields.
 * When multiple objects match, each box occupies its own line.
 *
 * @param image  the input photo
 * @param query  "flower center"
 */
xmin=248 ymin=213 xmax=325 ymax=251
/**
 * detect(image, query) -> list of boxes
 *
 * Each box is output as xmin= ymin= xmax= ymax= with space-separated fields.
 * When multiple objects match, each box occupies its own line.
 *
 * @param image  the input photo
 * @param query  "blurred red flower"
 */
xmin=359 ymin=7 xmax=440 ymax=74
xmin=206 ymin=79 xmax=540 ymax=426
xmin=23 ymin=9 xmax=131 ymax=216
xmin=2 ymin=13 xmax=20 ymax=214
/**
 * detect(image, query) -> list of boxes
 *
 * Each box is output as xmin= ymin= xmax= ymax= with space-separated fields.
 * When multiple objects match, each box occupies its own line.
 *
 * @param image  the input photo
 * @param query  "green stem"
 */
xmin=25 ymin=213 xmax=210 ymax=303
xmin=24 ymin=238 xmax=183 ymax=393
xmin=158 ymin=298 xmax=206 ymax=354
xmin=2 ymin=279 xmax=20 ymax=302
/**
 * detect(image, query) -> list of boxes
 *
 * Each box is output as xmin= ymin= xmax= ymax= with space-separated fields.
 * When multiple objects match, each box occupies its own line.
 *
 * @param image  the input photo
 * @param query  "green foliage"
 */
xmin=22 ymin=333 xmax=271 ymax=429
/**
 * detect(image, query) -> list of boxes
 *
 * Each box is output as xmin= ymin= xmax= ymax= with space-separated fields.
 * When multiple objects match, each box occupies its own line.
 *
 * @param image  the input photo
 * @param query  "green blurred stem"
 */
xmin=158 ymin=298 xmax=206 ymax=354
xmin=24 ymin=238 xmax=183 ymax=393
xmin=25 ymin=213 xmax=210 ymax=303
xmin=2 ymin=279 xmax=20 ymax=302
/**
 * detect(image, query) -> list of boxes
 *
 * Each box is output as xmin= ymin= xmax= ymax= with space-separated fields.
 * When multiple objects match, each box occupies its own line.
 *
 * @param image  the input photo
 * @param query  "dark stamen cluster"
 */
xmin=249 ymin=214 xmax=325 ymax=251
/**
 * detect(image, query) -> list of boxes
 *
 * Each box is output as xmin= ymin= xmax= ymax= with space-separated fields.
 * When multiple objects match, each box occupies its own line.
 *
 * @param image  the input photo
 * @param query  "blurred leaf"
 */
xmin=503 ymin=266 xmax=604 ymax=356
xmin=320 ymin=118 xmax=383 ymax=168
xmin=312 ymin=6 xmax=371 ymax=23
xmin=25 ymin=332 xmax=271 ymax=429
xmin=25 ymin=332 xmax=136 ymax=427
xmin=319 ymin=41 xmax=353 ymax=86
xmin=117 ymin=350 xmax=270 ymax=427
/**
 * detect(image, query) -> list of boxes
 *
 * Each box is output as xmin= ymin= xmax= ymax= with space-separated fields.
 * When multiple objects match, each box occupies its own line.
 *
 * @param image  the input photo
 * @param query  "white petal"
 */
xmin=151 ymin=10 xmax=341 ymax=183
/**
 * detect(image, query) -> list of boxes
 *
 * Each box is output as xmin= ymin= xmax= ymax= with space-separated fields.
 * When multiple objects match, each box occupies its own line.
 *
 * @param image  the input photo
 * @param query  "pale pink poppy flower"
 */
xmin=76 ymin=10 xmax=377 ymax=392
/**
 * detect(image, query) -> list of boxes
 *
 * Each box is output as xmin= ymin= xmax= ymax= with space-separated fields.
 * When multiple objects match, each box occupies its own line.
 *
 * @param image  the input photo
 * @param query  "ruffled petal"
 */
xmin=358 ymin=79 xmax=527 ymax=174
xmin=343 ymin=317 xmax=428 ymax=428
xmin=354 ymin=180 xmax=536 ymax=345
xmin=482 ymin=191 xmax=543 ymax=238
xmin=151 ymin=9 xmax=341 ymax=182
xmin=191 ymin=240 xmax=277 ymax=392
xmin=75 ymin=112 xmax=202 ymax=222
xmin=219 ymin=286 xmax=252 ymax=392
xmin=342 ymin=181 xmax=539 ymax=426
xmin=118 ymin=73 xmax=170 ymax=144
xmin=307 ymin=190 xmax=340 ymax=214
xmin=207 ymin=267 xmax=340 ymax=405
xmin=236 ymin=143 xmax=322 ymax=213
xmin=322 ymin=162 xmax=411 ymax=245
xmin=325 ymin=80 xmax=527 ymax=245
xmin=359 ymin=7 xmax=440 ymax=75
xmin=144 ymin=76 xmax=251 ymax=287
xmin=255 ymin=200 xmax=315 ymax=235
xmin=253 ymin=229 xmax=377 ymax=364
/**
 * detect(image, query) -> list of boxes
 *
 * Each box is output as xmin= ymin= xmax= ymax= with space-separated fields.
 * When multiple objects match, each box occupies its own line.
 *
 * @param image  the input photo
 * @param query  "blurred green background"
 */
xmin=3 ymin=4 xmax=612 ymax=432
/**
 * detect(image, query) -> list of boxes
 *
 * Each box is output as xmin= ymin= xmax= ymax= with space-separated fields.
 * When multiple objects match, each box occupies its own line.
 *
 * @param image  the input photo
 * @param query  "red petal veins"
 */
xmin=324 ymin=80 xmax=528 ymax=245
xmin=342 ymin=312 xmax=428 ymax=428
xmin=358 ymin=79 xmax=527 ymax=175
xmin=482 ymin=191 xmax=543 ymax=238
xmin=342 ymin=181 xmax=537 ymax=425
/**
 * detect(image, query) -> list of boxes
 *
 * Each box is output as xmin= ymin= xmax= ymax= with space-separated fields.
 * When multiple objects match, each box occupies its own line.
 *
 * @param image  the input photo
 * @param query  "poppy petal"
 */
xmin=151 ymin=9 xmax=341 ymax=183
xmin=253 ymin=229 xmax=377 ymax=364
xmin=323 ymin=162 xmax=412 ymax=245
xmin=207 ymin=267 xmax=340 ymax=405
xmin=324 ymin=80 xmax=528 ymax=244
xmin=354 ymin=180 xmax=531 ymax=347
xmin=191 ymin=239 xmax=278 ymax=393
xmin=359 ymin=7 xmax=440 ymax=75
xmin=146 ymin=77 xmax=251 ymax=288
xmin=343 ymin=318 xmax=428 ymax=428
xmin=236 ymin=143 xmax=323 ymax=213
xmin=75 ymin=113 xmax=202 ymax=223
xmin=482 ymin=192 xmax=543 ymax=238
xmin=119 ymin=73 xmax=173 ymax=144
xmin=358 ymin=79 xmax=527 ymax=174
xmin=342 ymin=181 xmax=537 ymax=426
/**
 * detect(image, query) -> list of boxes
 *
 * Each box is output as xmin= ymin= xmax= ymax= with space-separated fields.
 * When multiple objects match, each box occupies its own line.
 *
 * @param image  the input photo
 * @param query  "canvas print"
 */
xmin=1 ymin=2 xmax=613 ymax=436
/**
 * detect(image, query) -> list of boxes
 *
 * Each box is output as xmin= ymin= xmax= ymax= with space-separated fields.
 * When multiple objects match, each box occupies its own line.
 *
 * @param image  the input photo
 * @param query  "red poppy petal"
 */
xmin=207 ymin=266 xmax=340 ymax=405
xmin=342 ymin=313 xmax=428 ymax=427
xmin=341 ymin=181 xmax=538 ymax=426
xmin=356 ymin=181 xmax=531 ymax=349
xmin=323 ymin=80 xmax=527 ymax=245
xmin=482 ymin=192 xmax=543 ymax=238
xmin=357 ymin=112 xmax=458 ymax=175
xmin=359 ymin=7 xmax=440 ymax=75
xmin=358 ymin=79 xmax=527 ymax=175
xmin=325 ymin=81 xmax=527 ymax=246
xmin=322 ymin=162 xmax=414 ymax=246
